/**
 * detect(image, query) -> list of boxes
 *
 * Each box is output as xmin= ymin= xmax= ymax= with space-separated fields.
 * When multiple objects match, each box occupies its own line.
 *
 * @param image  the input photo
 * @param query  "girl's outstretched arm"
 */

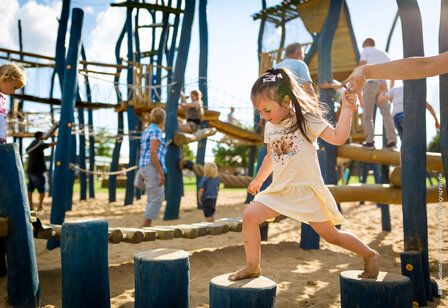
xmin=319 ymin=90 xmax=356 ymax=146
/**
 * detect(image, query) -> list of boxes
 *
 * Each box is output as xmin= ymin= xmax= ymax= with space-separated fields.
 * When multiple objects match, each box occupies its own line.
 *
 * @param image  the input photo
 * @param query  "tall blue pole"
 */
xmin=124 ymin=2 xmax=138 ymax=206
xmin=0 ymin=144 xmax=40 ymax=306
xmin=164 ymin=0 xmax=196 ymax=220
xmin=196 ymin=0 xmax=209 ymax=208
xmin=81 ymin=46 xmax=95 ymax=199
xmin=54 ymin=0 xmax=71 ymax=90
xmin=78 ymin=106 xmax=87 ymax=200
xmin=48 ymin=8 xmax=84 ymax=250
xmin=397 ymin=0 xmax=431 ymax=304
xmin=109 ymin=24 xmax=126 ymax=203
xmin=17 ymin=19 xmax=25 ymax=155
xmin=317 ymin=0 xmax=343 ymax=185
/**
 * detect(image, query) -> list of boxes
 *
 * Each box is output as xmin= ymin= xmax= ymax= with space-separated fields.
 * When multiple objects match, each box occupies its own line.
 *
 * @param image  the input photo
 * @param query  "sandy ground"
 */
xmin=1 ymin=190 xmax=447 ymax=307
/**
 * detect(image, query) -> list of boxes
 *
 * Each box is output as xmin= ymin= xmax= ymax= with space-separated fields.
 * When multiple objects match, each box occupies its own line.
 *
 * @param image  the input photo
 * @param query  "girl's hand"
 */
xmin=247 ymin=178 xmax=263 ymax=195
xmin=342 ymin=89 xmax=357 ymax=111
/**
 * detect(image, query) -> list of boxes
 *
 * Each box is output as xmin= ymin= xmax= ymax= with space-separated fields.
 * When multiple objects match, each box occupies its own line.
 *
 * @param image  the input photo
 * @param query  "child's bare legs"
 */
xmin=228 ymin=202 xmax=279 ymax=281
xmin=310 ymin=221 xmax=380 ymax=278
xmin=140 ymin=218 xmax=152 ymax=228
xmin=178 ymin=121 xmax=193 ymax=133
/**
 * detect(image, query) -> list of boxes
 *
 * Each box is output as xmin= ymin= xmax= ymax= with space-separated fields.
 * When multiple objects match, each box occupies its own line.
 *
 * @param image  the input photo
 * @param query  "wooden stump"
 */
xmin=134 ymin=249 xmax=189 ymax=308
xmin=340 ymin=270 xmax=412 ymax=308
xmin=61 ymin=219 xmax=110 ymax=308
xmin=209 ymin=273 xmax=276 ymax=308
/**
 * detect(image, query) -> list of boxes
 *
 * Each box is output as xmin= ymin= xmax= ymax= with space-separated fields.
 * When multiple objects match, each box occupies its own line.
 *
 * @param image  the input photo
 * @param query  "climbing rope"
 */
xmin=69 ymin=163 xmax=138 ymax=176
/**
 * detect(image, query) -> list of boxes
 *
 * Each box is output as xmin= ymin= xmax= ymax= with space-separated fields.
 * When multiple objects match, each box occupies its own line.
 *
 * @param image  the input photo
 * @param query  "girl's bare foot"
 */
xmin=228 ymin=266 xmax=261 ymax=281
xmin=358 ymin=250 xmax=380 ymax=278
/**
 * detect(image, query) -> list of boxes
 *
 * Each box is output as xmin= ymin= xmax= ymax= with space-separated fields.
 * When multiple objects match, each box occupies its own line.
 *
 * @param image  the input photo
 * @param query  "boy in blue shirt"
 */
xmin=198 ymin=163 xmax=220 ymax=222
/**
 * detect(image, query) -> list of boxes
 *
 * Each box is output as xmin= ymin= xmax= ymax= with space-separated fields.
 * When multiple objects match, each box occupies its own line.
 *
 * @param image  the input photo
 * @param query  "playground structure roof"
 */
xmin=253 ymin=0 xmax=359 ymax=81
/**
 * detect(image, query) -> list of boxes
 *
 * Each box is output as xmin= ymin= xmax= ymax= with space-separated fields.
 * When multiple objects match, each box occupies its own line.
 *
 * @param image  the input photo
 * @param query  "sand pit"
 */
xmin=1 ymin=190 xmax=446 ymax=307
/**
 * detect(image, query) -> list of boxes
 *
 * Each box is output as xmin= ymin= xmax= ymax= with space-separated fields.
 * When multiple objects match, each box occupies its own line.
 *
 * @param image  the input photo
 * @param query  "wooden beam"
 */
xmin=138 ymin=23 xmax=174 ymax=29
xmin=0 ymin=56 xmax=54 ymax=68
xmin=173 ymin=127 xmax=217 ymax=146
xmin=0 ymin=47 xmax=129 ymax=70
xmin=337 ymin=144 xmax=443 ymax=172
xmin=11 ymin=94 xmax=117 ymax=109
xmin=111 ymin=2 xmax=184 ymax=14
xmin=328 ymin=184 xmax=446 ymax=204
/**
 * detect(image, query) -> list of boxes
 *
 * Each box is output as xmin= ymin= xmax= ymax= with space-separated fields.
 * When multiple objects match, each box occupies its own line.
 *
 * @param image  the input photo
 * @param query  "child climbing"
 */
xmin=198 ymin=162 xmax=220 ymax=222
xmin=179 ymin=89 xmax=204 ymax=133
xmin=229 ymin=67 xmax=380 ymax=281
xmin=0 ymin=63 xmax=26 ymax=144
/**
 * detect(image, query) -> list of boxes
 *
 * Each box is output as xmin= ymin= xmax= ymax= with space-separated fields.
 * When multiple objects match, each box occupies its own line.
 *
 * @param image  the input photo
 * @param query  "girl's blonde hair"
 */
xmin=251 ymin=67 xmax=327 ymax=143
xmin=150 ymin=107 xmax=166 ymax=124
xmin=204 ymin=162 xmax=218 ymax=178
xmin=0 ymin=63 xmax=26 ymax=87
xmin=190 ymin=89 xmax=203 ymax=101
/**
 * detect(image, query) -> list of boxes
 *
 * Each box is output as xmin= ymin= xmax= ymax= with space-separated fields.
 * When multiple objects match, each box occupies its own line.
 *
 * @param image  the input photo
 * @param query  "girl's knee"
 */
xmin=243 ymin=206 xmax=262 ymax=225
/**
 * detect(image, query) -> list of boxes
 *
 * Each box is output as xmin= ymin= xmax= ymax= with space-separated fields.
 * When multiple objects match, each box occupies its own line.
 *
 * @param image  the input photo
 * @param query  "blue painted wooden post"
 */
xmin=48 ymin=8 xmax=84 ymax=250
xmin=54 ymin=0 xmax=70 ymax=90
xmin=397 ymin=1 xmax=432 ymax=304
xmin=61 ymin=220 xmax=110 ymax=308
xmin=164 ymin=0 xmax=196 ymax=220
xmin=401 ymin=251 xmax=427 ymax=306
xmin=124 ymin=2 xmax=138 ymax=206
xmin=134 ymin=249 xmax=189 ymax=308
xmin=48 ymin=71 xmax=57 ymax=197
xmin=166 ymin=1 xmax=181 ymax=84
xmin=0 ymin=144 xmax=40 ymax=306
xmin=81 ymin=46 xmax=95 ymax=199
xmin=210 ymin=273 xmax=276 ymax=308
xmin=317 ymin=0 xmax=343 ymax=186
xmin=300 ymin=149 xmax=326 ymax=250
xmin=340 ymin=270 xmax=412 ymax=308
xmin=109 ymin=24 xmax=126 ymax=203
xmin=16 ymin=19 xmax=25 ymax=155
xmin=196 ymin=0 xmax=209 ymax=208
xmin=78 ymin=107 xmax=87 ymax=200
xmin=439 ymin=0 xmax=448 ymax=195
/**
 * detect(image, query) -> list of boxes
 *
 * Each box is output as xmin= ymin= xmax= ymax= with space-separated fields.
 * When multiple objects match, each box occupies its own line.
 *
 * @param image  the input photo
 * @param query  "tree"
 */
xmin=94 ymin=128 xmax=114 ymax=157
xmin=212 ymin=141 xmax=256 ymax=174
xmin=182 ymin=144 xmax=194 ymax=161
xmin=428 ymin=131 xmax=440 ymax=153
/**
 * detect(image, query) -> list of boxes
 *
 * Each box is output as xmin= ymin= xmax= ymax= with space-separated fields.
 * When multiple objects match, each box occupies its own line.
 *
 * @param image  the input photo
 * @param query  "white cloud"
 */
xmin=0 ymin=0 xmax=61 ymax=57
xmin=84 ymin=5 xmax=94 ymax=14
xmin=87 ymin=6 xmax=126 ymax=63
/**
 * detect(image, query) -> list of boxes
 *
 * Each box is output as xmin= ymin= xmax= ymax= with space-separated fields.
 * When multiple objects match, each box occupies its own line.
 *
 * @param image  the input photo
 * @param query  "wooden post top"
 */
xmin=340 ymin=270 xmax=411 ymax=283
xmin=135 ymin=248 xmax=189 ymax=261
xmin=210 ymin=273 xmax=276 ymax=289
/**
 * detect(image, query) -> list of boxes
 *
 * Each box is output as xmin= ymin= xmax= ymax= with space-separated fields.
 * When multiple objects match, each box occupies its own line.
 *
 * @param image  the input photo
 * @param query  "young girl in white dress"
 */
xmin=229 ymin=68 xmax=380 ymax=281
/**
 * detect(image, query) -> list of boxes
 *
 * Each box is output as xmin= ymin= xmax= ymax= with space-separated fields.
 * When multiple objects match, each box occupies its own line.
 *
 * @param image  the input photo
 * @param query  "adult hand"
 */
xmin=159 ymin=173 xmax=165 ymax=186
xmin=247 ymin=178 xmax=263 ymax=195
xmin=347 ymin=66 xmax=366 ymax=97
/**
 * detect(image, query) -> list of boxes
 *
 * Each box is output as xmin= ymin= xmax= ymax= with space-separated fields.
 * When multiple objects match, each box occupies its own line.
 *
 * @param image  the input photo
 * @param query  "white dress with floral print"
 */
xmin=253 ymin=113 xmax=345 ymax=225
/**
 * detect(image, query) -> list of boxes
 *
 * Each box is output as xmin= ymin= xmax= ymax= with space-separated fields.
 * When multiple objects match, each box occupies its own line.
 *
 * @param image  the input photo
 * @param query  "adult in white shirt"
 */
xmin=359 ymin=38 xmax=397 ymax=150
xmin=378 ymin=85 xmax=440 ymax=141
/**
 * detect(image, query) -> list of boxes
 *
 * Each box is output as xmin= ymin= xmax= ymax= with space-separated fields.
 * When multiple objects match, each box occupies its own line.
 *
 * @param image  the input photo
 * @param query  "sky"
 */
xmin=0 ymin=0 xmax=443 ymax=161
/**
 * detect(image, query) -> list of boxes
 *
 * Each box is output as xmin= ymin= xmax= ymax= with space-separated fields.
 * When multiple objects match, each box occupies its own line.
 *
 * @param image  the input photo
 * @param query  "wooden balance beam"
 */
xmin=337 ymin=144 xmax=443 ymax=172
xmin=173 ymin=127 xmax=217 ymax=146
xmin=328 ymin=184 xmax=446 ymax=204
